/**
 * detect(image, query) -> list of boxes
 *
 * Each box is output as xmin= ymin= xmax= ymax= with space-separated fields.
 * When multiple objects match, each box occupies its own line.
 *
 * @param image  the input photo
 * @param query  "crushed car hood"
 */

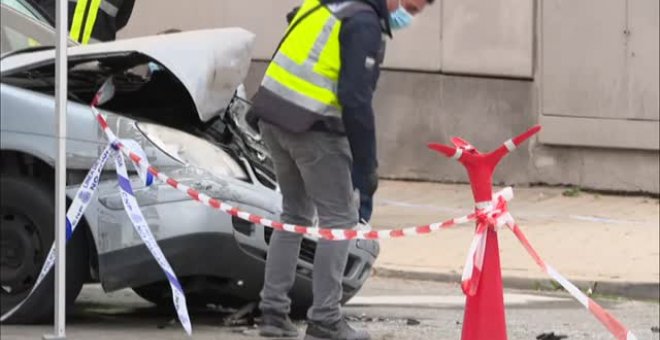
xmin=0 ymin=28 xmax=255 ymax=122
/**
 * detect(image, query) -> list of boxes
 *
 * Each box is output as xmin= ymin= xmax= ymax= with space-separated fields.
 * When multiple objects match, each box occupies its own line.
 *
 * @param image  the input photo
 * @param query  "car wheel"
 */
xmin=0 ymin=175 xmax=88 ymax=324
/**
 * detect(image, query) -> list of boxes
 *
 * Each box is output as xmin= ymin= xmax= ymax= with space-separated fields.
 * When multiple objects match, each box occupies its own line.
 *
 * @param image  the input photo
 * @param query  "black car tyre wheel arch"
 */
xmin=0 ymin=175 xmax=88 ymax=324
xmin=132 ymin=282 xmax=172 ymax=307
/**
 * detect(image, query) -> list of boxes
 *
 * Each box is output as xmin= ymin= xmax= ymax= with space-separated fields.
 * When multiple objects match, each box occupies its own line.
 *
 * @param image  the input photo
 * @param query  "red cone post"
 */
xmin=461 ymin=228 xmax=507 ymax=340
xmin=428 ymin=125 xmax=542 ymax=340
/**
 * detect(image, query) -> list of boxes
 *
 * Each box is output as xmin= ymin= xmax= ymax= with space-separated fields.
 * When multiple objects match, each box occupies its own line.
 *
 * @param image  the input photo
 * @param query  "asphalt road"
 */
xmin=1 ymin=277 xmax=658 ymax=340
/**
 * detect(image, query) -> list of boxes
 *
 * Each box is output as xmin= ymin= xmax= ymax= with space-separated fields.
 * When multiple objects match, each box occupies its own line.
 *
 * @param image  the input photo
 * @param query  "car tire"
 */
xmin=0 ymin=175 xmax=88 ymax=324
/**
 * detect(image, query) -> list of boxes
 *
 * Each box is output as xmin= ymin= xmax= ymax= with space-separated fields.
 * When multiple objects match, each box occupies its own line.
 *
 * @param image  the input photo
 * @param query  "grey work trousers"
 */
xmin=258 ymin=121 xmax=359 ymax=323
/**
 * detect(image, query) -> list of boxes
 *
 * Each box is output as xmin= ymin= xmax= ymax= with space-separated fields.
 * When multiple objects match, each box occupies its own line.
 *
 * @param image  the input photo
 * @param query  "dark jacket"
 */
xmin=335 ymin=0 xmax=387 ymax=221
xmin=34 ymin=0 xmax=135 ymax=42
xmin=337 ymin=0 xmax=385 ymax=166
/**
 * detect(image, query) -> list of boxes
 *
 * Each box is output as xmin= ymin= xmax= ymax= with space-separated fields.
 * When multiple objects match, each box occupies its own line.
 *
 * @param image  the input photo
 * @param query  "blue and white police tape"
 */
xmin=1 ymin=144 xmax=113 ymax=322
xmin=1 ymin=142 xmax=191 ymax=336
xmin=121 ymin=138 xmax=154 ymax=187
xmin=112 ymin=145 xmax=192 ymax=335
xmin=94 ymin=78 xmax=190 ymax=333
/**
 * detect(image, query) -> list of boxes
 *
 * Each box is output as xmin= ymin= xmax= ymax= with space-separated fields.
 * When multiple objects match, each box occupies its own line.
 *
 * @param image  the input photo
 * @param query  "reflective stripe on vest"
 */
xmin=262 ymin=0 xmax=343 ymax=120
xmin=69 ymin=0 xmax=118 ymax=44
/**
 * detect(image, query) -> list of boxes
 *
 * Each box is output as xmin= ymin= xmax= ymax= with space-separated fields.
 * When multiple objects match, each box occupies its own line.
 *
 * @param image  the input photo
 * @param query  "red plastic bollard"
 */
xmin=428 ymin=125 xmax=542 ymax=340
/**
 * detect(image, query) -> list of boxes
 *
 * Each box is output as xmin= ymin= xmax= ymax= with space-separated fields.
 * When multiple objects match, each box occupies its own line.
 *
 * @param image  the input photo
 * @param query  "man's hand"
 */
xmin=352 ymin=158 xmax=378 ymax=222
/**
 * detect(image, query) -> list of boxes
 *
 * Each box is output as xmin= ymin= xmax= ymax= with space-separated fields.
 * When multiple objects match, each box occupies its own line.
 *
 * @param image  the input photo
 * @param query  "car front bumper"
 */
xmin=82 ymin=176 xmax=379 ymax=306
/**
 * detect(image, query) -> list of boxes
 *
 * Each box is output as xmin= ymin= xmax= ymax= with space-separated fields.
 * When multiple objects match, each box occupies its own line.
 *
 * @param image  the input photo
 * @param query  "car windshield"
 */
xmin=0 ymin=3 xmax=75 ymax=56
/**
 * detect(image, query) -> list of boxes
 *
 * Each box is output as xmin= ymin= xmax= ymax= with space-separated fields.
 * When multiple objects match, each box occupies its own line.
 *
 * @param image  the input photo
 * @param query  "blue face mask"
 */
xmin=389 ymin=2 xmax=413 ymax=30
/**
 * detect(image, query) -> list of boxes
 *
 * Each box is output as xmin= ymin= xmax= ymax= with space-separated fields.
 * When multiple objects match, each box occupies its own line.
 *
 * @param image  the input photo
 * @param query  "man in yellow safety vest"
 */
xmin=250 ymin=0 xmax=434 ymax=339
xmin=34 ymin=0 xmax=135 ymax=44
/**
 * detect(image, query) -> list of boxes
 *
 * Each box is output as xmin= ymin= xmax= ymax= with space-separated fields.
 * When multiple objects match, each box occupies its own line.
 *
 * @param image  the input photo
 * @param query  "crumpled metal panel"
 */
xmin=1 ymin=27 xmax=256 ymax=122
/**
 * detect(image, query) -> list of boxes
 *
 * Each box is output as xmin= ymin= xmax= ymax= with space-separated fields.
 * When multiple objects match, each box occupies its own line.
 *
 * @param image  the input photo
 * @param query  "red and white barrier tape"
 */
xmin=90 ymin=81 xmax=636 ymax=339
xmin=461 ymin=197 xmax=511 ymax=296
xmin=507 ymin=219 xmax=637 ymax=340
xmin=459 ymin=197 xmax=638 ymax=340
xmin=460 ymin=220 xmax=488 ymax=296
xmin=90 ymin=104 xmax=504 ymax=239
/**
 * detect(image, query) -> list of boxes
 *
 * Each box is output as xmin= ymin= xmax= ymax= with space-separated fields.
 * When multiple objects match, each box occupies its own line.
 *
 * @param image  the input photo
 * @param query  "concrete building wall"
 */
xmin=118 ymin=0 xmax=533 ymax=75
xmin=118 ymin=0 xmax=660 ymax=194
xmin=441 ymin=0 xmax=534 ymax=77
xmin=538 ymin=0 xmax=659 ymax=153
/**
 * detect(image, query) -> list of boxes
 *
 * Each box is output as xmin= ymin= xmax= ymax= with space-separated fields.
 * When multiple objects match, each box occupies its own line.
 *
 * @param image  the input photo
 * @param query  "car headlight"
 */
xmin=135 ymin=122 xmax=247 ymax=180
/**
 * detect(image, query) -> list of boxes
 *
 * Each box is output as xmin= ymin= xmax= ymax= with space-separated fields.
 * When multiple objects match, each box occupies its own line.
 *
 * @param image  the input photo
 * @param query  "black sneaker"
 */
xmin=304 ymin=318 xmax=370 ymax=340
xmin=258 ymin=311 xmax=299 ymax=338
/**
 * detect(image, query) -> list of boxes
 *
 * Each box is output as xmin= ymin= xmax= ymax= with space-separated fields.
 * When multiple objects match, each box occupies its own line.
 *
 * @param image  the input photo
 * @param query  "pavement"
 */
xmin=3 ymin=278 xmax=659 ymax=339
xmin=369 ymin=180 xmax=660 ymax=300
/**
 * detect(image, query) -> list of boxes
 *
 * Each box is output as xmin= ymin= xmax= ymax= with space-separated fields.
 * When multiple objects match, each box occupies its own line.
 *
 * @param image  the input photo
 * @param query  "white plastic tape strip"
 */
xmin=461 ymin=227 xmax=488 ymax=296
xmin=120 ymin=139 xmax=154 ymax=186
xmin=475 ymin=201 xmax=493 ymax=210
xmin=546 ymin=265 xmax=589 ymax=308
xmin=475 ymin=228 xmax=488 ymax=274
xmin=452 ymin=147 xmax=463 ymax=160
xmin=461 ymin=232 xmax=482 ymax=282
xmin=504 ymin=139 xmax=517 ymax=152
xmin=113 ymin=152 xmax=192 ymax=335
xmin=1 ymin=144 xmax=114 ymax=322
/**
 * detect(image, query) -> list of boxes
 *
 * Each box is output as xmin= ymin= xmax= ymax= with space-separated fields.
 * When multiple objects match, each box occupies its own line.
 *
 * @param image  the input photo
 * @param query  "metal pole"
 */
xmin=44 ymin=0 xmax=67 ymax=338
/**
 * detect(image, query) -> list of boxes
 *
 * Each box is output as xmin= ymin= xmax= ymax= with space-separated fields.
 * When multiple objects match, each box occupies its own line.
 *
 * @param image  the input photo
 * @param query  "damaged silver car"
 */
xmin=0 ymin=3 xmax=379 ymax=323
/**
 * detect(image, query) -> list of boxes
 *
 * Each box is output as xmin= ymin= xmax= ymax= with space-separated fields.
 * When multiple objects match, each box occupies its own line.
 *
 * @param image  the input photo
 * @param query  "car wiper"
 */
xmin=0 ymin=45 xmax=55 ymax=61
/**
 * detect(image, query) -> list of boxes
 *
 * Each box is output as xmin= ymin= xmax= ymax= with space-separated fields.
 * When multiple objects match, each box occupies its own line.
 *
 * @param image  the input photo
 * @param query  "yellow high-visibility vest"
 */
xmin=69 ymin=0 xmax=120 ymax=44
xmin=262 ymin=0 xmax=349 ymax=121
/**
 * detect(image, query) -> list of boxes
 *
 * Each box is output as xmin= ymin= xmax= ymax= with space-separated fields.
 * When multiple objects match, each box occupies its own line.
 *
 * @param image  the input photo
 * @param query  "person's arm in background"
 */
xmin=337 ymin=11 xmax=382 ymax=222
xmin=115 ymin=0 xmax=135 ymax=31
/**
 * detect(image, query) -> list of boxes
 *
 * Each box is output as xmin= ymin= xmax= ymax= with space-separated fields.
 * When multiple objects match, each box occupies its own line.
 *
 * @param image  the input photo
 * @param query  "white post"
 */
xmin=44 ymin=0 xmax=67 ymax=338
